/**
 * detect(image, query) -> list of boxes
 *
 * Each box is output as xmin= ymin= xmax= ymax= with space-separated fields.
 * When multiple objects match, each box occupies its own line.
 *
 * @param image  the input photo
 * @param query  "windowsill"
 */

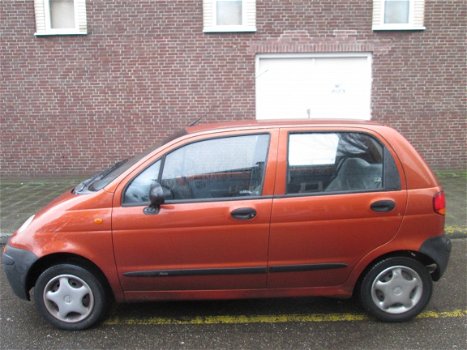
xmin=372 ymin=25 xmax=426 ymax=31
xmin=203 ymin=25 xmax=257 ymax=33
xmin=35 ymin=30 xmax=87 ymax=36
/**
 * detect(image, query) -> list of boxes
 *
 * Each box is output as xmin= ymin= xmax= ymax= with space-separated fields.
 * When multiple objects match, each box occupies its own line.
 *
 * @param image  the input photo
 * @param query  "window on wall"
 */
xmin=50 ymin=0 xmax=75 ymax=28
xmin=384 ymin=0 xmax=410 ymax=24
xmin=203 ymin=0 xmax=256 ymax=33
xmin=372 ymin=0 xmax=425 ymax=30
xmin=34 ymin=0 xmax=87 ymax=36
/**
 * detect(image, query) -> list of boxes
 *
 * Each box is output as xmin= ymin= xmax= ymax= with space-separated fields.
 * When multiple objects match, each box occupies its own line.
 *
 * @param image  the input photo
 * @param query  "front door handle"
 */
xmin=231 ymin=207 xmax=257 ymax=220
xmin=370 ymin=200 xmax=396 ymax=212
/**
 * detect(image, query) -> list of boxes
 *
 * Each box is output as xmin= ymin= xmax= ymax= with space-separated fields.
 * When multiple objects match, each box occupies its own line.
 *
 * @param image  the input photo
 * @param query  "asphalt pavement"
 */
xmin=1 ymin=239 xmax=465 ymax=350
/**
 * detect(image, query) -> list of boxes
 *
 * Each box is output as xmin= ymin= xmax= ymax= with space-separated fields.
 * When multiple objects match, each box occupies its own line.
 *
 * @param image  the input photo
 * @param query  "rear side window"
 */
xmin=287 ymin=132 xmax=400 ymax=194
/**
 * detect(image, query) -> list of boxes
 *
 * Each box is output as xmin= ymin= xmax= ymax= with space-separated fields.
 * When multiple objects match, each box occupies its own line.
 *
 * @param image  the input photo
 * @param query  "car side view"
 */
xmin=2 ymin=120 xmax=451 ymax=330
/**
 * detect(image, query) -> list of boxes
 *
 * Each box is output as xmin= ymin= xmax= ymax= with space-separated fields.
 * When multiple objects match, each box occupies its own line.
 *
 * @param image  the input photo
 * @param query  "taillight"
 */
xmin=433 ymin=191 xmax=446 ymax=215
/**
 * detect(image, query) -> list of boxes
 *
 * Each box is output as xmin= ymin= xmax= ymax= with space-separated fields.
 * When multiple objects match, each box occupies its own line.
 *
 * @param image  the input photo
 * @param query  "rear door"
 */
xmin=268 ymin=127 xmax=407 ymax=288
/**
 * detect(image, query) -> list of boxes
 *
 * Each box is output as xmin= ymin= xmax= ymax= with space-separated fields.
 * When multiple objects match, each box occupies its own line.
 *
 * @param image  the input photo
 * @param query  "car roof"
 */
xmin=185 ymin=119 xmax=381 ymax=134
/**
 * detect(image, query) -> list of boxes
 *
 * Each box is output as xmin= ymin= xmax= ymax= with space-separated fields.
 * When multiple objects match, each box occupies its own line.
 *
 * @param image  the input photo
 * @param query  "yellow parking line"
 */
xmin=416 ymin=309 xmax=467 ymax=319
xmin=105 ymin=309 xmax=467 ymax=326
xmin=445 ymin=225 xmax=467 ymax=235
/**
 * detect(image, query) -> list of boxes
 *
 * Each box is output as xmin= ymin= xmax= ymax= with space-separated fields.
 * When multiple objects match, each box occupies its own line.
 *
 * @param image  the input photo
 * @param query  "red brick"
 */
xmin=0 ymin=0 xmax=465 ymax=175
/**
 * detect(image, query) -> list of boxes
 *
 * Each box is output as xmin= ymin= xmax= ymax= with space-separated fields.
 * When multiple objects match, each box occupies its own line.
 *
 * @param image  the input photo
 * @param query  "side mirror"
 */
xmin=144 ymin=181 xmax=165 ymax=215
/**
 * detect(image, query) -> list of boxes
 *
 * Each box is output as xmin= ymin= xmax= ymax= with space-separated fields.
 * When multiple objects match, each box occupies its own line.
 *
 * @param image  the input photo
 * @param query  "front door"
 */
xmin=112 ymin=131 xmax=278 ymax=293
xmin=268 ymin=128 xmax=407 ymax=288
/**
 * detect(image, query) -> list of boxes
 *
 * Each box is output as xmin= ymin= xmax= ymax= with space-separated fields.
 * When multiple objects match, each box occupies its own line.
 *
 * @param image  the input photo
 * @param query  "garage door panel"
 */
xmin=257 ymin=58 xmax=313 ymax=119
xmin=256 ymin=55 xmax=372 ymax=120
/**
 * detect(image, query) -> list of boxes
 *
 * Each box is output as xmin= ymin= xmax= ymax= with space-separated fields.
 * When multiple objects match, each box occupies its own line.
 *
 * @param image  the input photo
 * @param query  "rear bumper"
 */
xmin=419 ymin=235 xmax=451 ymax=281
xmin=2 ymin=243 xmax=38 ymax=300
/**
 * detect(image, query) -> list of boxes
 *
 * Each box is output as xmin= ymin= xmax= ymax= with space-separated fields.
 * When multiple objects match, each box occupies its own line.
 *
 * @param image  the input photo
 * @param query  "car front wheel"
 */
xmin=34 ymin=264 xmax=109 ymax=330
xmin=359 ymin=257 xmax=432 ymax=322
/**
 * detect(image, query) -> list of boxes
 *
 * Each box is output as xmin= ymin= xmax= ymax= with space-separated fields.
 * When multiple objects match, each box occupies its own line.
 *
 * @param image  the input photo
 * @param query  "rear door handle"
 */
xmin=370 ymin=200 xmax=396 ymax=212
xmin=231 ymin=207 xmax=257 ymax=220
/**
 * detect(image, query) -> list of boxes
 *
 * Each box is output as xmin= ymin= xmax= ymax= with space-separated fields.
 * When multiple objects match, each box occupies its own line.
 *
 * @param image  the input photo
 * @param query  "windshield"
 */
xmin=74 ymin=129 xmax=187 ymax=193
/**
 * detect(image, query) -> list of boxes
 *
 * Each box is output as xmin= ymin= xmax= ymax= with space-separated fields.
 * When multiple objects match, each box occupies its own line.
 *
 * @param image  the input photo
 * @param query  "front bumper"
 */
xmin=2 ymin=243 xmax=38 ymax=300
xmin=419 ymin=235 xmax=452 ymax=281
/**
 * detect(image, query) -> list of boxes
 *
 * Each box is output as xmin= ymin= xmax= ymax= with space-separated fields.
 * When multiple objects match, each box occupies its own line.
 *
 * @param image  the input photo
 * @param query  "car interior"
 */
xmin=287 ymin=133 xmax=384 ymax=194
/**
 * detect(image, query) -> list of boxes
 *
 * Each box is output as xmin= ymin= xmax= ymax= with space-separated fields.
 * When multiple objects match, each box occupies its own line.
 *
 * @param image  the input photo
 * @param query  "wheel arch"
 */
xmin=26 ymin=253 xmax=115 ymax=302
xmin=352 ymin=250 xmax=437 ymax=297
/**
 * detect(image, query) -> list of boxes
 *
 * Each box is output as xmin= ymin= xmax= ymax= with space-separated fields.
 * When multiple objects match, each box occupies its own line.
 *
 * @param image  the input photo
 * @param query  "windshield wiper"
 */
xmin=74 ymin=173 xmax=102 ymax=193
xmin=87 ymin=159 xmax=128 ymax=192
xmin=74 ymin=159 xmax=128 ymax=193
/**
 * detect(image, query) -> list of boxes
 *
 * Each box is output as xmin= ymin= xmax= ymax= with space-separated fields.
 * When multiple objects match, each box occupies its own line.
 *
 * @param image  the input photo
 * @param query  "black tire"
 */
xmin=34 ymin=264 xmax=109 ymax=330
xmin=359 ymin=257 xmax=432 ymax=322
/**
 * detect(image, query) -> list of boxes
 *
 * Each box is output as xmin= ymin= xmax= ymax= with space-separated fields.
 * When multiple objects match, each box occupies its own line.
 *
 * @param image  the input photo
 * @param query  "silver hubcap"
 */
xmin=43 ymin=274 xmax=94 ymax=323
xmin=371 ymin=265 xmax=423 ymax=314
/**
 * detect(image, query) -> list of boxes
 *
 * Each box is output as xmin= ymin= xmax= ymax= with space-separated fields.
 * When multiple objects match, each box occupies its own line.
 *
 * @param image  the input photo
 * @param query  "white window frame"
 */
xmin=372 ymin=0 xmax=425 ymax=31
xmin=203 ymin=0 xmax=256 ymax=33
xmin=34 ymin=0 xmax=87 ymax=36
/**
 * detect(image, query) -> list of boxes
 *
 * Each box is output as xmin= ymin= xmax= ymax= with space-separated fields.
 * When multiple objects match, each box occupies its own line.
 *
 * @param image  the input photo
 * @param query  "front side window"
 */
xmin=287 ymin=132 xmax=400 ymax=194
xmin=123 ymin=161 xmax=161 ymax=204
xmin=34 ymin=0 xmax=87 ymax=36
xmin=161 ymin=134 xmax=269 ymax=200
xmin=123 ymin=134 xmax=269 ymax=205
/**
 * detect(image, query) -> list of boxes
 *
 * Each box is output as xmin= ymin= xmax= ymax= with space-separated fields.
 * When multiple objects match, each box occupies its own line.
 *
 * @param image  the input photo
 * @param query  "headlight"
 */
xmin=17 ymin=215 xmax=35 ymax=234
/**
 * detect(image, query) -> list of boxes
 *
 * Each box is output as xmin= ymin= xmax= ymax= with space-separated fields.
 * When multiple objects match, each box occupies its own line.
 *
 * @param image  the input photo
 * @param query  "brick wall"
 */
xmin=1 ymin=0 xmax=465 ymax=176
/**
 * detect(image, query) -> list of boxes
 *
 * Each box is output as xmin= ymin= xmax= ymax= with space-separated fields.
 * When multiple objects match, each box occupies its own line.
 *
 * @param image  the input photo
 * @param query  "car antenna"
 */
xmin=188 ymin=118 xmax=202 ymax=127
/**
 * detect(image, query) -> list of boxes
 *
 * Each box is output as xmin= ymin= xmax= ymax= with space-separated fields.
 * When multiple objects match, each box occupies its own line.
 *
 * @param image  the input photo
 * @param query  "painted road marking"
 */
xmin=105 ymin=309 xmax=467 ymax=326
xmin=445 ymin=225 xmax=467 ymax=235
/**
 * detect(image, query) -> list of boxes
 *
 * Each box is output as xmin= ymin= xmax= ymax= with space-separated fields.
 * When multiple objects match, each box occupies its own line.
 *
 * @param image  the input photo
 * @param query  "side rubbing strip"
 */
xmin=123 ymin=264 xmax=347 ymax=278
xmin=124 ymin=267 xmax=267 ymax=277
xmin=269 ymin=263 xmax=347 ymax=273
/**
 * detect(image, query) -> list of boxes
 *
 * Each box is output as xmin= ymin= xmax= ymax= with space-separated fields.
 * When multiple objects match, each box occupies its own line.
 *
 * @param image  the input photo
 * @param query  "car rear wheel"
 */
xmin=34 ymin=264 xmax=109 ymax=330
xmin=359 ymin=257 xmax=432 ymax=322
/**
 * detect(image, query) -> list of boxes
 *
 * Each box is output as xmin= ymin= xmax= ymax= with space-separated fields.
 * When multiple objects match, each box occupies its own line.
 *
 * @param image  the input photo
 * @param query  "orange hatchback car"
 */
xmin=3 ymin=120 xmax=451 ymax=330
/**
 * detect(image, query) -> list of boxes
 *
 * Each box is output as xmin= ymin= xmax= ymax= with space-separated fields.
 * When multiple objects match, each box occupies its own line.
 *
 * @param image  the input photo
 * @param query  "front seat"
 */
xmin=325 ymin=158 xmax=382 ymax=192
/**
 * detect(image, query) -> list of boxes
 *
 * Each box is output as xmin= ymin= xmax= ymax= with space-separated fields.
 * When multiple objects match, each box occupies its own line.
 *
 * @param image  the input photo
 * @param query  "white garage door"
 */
xmin=256 ymin=54 xmax=372 ymax=120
